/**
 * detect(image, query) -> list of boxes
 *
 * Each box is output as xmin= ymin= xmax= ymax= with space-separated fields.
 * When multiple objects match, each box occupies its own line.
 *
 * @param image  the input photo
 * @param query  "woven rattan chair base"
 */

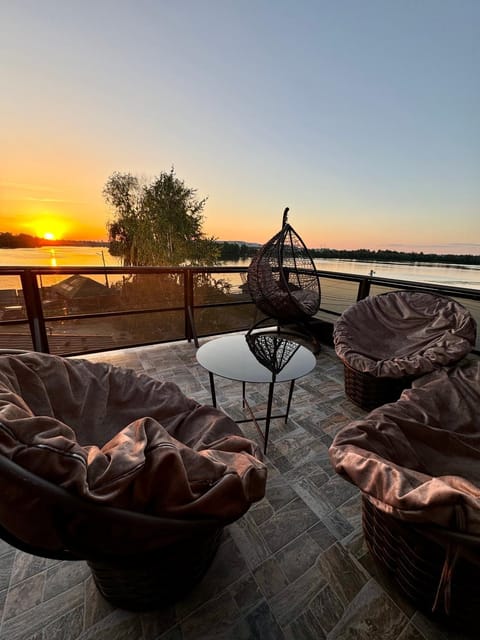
xmin=362 ymin=497 xmax=480 ymax=630
xmin=88 ymin=527 xmax=223 ymax=611
xmin=343 ymin=362 xmax=415 ymax=411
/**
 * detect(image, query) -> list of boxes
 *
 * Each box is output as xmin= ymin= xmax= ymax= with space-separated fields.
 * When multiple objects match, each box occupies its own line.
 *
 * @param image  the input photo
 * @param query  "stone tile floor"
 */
xmin=0 ymin=336 xmax=477 ymax=640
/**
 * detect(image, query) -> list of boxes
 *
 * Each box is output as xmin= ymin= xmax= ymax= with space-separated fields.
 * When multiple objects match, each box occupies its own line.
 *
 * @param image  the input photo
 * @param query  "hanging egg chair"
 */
xmin=247 ymin=208 xmax=321 ymax=325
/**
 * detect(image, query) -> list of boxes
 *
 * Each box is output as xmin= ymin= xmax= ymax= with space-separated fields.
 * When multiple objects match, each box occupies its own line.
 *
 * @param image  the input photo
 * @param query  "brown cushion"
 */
xmin=333 ymin=291 xmax=476 ymax=378
xmin=329 ymin=361 xmax=480 ymax=534
xmin=0 ymin=353 xmax=266 ymax=522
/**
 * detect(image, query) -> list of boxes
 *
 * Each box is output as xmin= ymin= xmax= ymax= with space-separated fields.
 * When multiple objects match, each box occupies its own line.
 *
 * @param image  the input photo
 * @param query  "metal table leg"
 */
xmin=208 ymin=371 xmax=217 ymax=407
xmin=285 ymin=379 xmax=295 ymax=423
xmin=263 ymin=381 xmax=275 ymax=454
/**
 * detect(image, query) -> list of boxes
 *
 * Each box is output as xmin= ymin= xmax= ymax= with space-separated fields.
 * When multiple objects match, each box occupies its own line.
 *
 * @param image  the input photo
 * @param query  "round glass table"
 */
xmin=196 ymin=333 xmax=316 ymax=453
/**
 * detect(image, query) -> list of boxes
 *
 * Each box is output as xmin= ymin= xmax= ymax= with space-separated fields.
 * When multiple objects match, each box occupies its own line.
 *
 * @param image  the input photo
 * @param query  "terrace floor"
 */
xmin=0 ymin=336 xmax=477 ymax=640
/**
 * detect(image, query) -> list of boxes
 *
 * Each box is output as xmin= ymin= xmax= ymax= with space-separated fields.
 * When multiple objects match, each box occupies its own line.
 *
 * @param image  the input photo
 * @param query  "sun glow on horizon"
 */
xmin=27 ymin=217 xmax=69 ymax=241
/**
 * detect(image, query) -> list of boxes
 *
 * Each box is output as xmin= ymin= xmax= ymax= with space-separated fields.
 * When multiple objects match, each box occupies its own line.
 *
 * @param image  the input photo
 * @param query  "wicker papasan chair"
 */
xmin=333 ymin=290 xmax=477 ymax=410
xmin=329 ymin=360 xmax=480 ymax=630
xmin=0 ymin=352 xmax=267 ymax=610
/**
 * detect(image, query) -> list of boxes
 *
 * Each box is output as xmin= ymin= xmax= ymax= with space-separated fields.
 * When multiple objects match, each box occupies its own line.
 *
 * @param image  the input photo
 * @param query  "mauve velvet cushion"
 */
xmin=330 ymin=361 xmax=480 ymax=534
xmin=334 ymin=291 xmax=476 ymax=378
xmin=0 ymin=353 xmax=267 ymax=521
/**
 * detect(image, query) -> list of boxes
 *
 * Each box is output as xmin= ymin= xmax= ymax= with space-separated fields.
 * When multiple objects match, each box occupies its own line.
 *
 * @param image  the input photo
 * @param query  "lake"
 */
xmin=0 ymin=246 xmax=479 ymax=290
xmin=226 ymin=257 xmax=480 ymax=290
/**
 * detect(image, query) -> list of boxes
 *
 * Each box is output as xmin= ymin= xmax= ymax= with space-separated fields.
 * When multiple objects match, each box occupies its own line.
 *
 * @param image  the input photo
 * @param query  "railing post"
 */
xmin=20 ymin=271 xmax=50 ymax=353
xmin=184 ymin=269 xmax=198 ymax=347
xmin=357 ymin=277 xmax=371 ymax=301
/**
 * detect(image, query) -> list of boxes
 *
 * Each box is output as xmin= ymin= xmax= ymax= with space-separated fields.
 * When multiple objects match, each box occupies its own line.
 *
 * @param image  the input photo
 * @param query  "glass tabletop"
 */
xmin=196 ymin=333 xmax=316 ymax=383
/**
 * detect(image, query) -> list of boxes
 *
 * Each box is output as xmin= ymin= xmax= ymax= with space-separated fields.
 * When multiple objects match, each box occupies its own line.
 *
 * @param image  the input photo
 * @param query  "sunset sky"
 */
xmin=2 ymin=1 xmax=479 ymax=252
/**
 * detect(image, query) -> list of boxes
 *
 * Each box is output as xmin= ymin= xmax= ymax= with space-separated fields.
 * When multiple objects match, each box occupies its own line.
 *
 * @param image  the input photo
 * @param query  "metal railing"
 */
xmin=0 ymin=265 xmax=478 ymax=356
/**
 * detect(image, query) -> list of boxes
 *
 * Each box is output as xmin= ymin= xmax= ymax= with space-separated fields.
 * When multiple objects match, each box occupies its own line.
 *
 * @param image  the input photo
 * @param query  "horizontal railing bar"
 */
xmin=0 ymin=264 xmax=478 ymax=356
xmin=1 ymin=264 xmax=478 ymax=298
xmin=0 ymin=265 xmax=248 ymax=275
xmin=41 ymin=306 xmax=186 ymax=322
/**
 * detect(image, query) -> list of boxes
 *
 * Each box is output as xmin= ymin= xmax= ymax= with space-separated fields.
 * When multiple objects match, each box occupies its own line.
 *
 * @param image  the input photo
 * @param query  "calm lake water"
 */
xmin=227 ymin=257 xmax=480 ymax=290
xmin=0 ymin=246 xmax=479 ymax=290
xmin=1 ymin=246 xmax=479 ymax=349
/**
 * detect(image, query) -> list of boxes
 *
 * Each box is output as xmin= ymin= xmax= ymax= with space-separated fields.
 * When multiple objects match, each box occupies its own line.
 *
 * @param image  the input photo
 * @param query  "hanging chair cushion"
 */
xmin=250 ymin=257 xmax=319 ymax=319
xmin=334 ymin=291 xmax=476 ymax=378
xmin=0 ymin=353 xmax=267 ymax=530
xmin=329 ymin=361 xmax=480 ymax=534
xmin=291 ymin=289 xmax=319 ymax=315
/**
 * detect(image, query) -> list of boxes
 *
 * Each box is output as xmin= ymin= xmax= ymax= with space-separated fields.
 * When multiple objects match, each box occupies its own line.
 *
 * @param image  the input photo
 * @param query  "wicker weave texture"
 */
xmin=343 ymin=362 xmax=414 ymax=411
xmin=362 ymin=497 xmax=480 ymax=630
xmin=88 ymin=527 xmax=223 ymax=611
xmin=247 ymin=213 xmax=320 ymax=323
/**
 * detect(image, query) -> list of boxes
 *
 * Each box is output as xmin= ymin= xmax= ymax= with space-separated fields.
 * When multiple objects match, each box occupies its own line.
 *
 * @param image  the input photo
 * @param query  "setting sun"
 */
xmin=27 ymin=217 xmax=68 ymax=241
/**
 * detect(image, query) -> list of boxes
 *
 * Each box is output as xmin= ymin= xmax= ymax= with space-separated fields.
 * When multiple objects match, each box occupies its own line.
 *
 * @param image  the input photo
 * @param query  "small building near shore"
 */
xmin=50 ymin=275 xmax=117 ymax=313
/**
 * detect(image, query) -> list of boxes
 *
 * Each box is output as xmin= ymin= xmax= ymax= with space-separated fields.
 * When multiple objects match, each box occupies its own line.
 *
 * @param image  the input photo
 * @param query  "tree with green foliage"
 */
xmin=103 ymin=168 xmax=219 ymax=266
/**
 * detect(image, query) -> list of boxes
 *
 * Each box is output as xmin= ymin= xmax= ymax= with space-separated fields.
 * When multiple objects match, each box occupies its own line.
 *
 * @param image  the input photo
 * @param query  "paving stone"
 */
xmin=0 ymin=340 xmax=476 ymax=640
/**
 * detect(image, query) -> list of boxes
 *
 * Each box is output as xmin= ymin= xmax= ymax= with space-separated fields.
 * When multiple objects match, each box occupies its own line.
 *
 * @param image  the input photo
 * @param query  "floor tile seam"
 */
xmin=307 ymin=551 xmax=368 ymax=619
xmin=260 ymin=518 xmax=328 ymax=573
xmin=0 ymin=582 xmax=85 ymax=640
xmin=8 ymin=554 xmax=67 ymax=591
xmin=2 ymin=552 xmax=49 ymax=625
xmin=74 ymin=608 xmax=137 ymax=640
xmin=174 ymin=580 xmax=246 ymax=632
xmin=283 ymin=580 xmax=336 ymax=637
xmin=1 ymin=547 xmax=16 ymax=590
xmin=223 ymin=571 xmax=271 ymax=621
xmin=269 ymin=524 xmax=332 ymax=579
xmin=331 ymin=541 xmax=374 ymax=591
xmin=317 ymin=575 xmax=402 ymax=639
xmin=252 ymin=554 xmax=290 ymax=602
xmin=80 ymin=590 xmax=88 ymax=638
xmin=408 ymin=611 xmax=449 ymax=640
xmin=262 ymin=490 xmax=309 ymax=518
xmin=364 ymin=576 xmax=416 ymax=636
xmin=328 ymin=488 xmax=363 ymax=515
xmin=3 ymin=565 xmax=57 ymax=624
xmin=266 ymin=558 xmax=331 ymax=631
xmin=253 ymin=598 xmax=286 ymax=638
xmin=0 ymin=586 xmax=7 ymax=635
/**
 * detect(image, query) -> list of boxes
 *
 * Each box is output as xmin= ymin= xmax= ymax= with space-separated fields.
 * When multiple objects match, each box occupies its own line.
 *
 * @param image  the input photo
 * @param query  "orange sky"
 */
xmin=1 ymin=175 xmax=479 ymax=254
xmin=0 ymin=180 xmax=108 ymax=241
xmin=2 ymin=3 xmax=479 ymax=254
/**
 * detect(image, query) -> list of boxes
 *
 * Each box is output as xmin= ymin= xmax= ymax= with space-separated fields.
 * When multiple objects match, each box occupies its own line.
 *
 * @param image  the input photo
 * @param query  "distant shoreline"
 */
xmin=0 ymin=241 xmax=108 ymax=248
xmin=308 ymin=248 xmax=480 ymax=266
xmin=0 ymin=237 xmax=479 ymax=267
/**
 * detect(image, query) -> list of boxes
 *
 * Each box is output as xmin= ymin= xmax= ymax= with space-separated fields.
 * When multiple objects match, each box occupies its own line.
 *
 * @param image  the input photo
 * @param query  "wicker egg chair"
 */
xmin=247 ymin=208 xmax=321 ymax=333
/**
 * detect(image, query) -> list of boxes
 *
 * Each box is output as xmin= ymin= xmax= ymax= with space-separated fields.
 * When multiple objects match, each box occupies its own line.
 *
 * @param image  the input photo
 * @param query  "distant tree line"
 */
xmin=216 ymin=242 xmax=257 ymax=261
xmin=216 ymin=242 xmax=480 ymax=265
xmin=0 ymin=232 xmax=43 ymax=248
xmin=1 ymin=231 xmax=479 ymax=266
xmin=308 ymin=248 xmax=480 ymax=265
xmin=0 ymin=233 xmax=107 ymax=248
